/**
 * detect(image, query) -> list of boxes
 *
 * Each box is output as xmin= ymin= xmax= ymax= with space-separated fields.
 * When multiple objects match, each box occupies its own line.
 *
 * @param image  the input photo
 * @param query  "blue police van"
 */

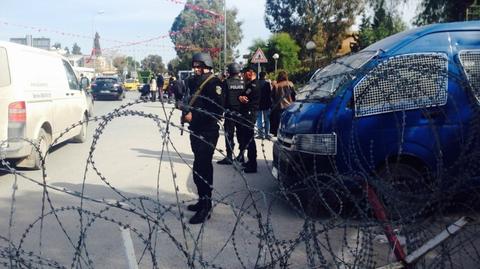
xmin=272 ymin=21 xmax=480 ymax=215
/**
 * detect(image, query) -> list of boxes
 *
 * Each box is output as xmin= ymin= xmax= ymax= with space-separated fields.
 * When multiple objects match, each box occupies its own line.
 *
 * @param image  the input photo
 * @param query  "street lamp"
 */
xmin=272 ymin=53 xmax=279 ymax=73
xmin=306 ymin=40 xmax=316 ymax=69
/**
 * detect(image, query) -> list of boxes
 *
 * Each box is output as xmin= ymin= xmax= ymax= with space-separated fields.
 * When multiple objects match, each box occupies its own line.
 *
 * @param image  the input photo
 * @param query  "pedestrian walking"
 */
xmin=217 ymin=62 xmax=245 ymax=165
xmin=239 ymin=67 xmax=260 ymax=173
xmin=156 ymin=73 xmax=164 ymax=102
xmin=256 ymin=71 xmax=272 ymax=139
xmin=149 ymin=75 xmax=158 ymax=102
xmin=270 ymin=71 xmax=295 ymax=136
xmin=182 ymin=52 xmax=224 ymax=224
xmin=79 ymin=73 xmax=90 ymax=90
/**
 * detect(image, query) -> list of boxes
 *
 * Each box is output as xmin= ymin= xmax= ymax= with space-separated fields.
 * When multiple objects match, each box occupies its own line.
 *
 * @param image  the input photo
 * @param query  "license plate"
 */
xmin=272 ymin=167 xmax=278 ymax=179
xmin=101 ymin=90 xmax=110 ymax=93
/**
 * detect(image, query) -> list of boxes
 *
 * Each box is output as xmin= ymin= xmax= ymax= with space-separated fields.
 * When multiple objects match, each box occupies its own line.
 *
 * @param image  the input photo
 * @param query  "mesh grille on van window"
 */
xmin=354 ymin=53 xmax=448 ymax=117
xmin=459 ymin=51 xmax=480 ymax=104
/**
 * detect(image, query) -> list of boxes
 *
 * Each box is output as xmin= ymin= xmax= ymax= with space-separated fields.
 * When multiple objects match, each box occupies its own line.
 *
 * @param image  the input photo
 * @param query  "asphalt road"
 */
xmin=0 ymin=91 xmax=315 ymax=268
xmin=1 ymin=91 xmax=477 ymax=268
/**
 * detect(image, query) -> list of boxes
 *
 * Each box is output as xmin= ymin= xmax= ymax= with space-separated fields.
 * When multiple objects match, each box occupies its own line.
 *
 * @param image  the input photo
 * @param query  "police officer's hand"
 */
xmin=183 ymin=112 xmax=192 ymax=123
xmin=239 ymin=95 xmax=249 ymax=104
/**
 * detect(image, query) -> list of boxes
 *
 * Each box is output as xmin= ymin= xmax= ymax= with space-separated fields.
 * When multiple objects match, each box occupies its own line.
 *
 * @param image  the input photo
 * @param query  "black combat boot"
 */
xmin=235 ymin=151 xmax=245 ymax=164
xmin=217 ymin=156 xmax=233 ymax=165
xmin=189 ymin=201 xmax=212 ymax=224
xmin=187 ymin=201 xmax=202 ymax=212
xmin=243 ymin=162 xmax=257 ymax=173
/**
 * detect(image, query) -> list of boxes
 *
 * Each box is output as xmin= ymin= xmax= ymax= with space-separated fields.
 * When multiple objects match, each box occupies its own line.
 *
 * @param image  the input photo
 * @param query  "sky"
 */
xmin=0 ymin=0 xmax=420 ymax=64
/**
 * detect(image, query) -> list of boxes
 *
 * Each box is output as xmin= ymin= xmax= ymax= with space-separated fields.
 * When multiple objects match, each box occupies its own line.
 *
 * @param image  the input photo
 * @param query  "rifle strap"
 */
xmin=188 ymin=74 xmax=215 ymax=107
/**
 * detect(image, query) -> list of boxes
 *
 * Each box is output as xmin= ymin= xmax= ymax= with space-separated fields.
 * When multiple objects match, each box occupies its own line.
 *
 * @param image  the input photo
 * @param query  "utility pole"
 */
xmin=223 ymin=0 xmax=227 ymax=74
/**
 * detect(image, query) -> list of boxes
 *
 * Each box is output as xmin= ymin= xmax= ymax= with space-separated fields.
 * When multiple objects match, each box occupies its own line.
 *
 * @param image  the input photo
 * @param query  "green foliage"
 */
xmin=355 ymin=0 xmax=407 ymax=50
xmin=265 ymin=0 xmax=365 ymax=59
xmin=414 ymin=0 xmax=475 ymax=25
xmin=167 ymin=57 xmax=189 ymax=75
xmin=125 ymin=56 xmax=139 ymax=71
xmin=246 ymin=33 xmax=301 ymax=73
xmin=269 ymin=33 xmax=301 ymax=72
xmin=53 ymin=42 xmax=61 ymax=49
xmin=141 ymin=55 xmax=166 ymax=75
xmin=170 ymin=0 xmax=243 ymax=71
xmin=63 ymin=46 xmax=70 ymax=55
xmin=72 ymin=43 xmax=82 ymax=55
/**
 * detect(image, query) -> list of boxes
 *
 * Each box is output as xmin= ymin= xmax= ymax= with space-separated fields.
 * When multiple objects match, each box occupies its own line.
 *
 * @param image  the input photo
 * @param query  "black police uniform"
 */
xmin=221 ymin=74 xmax=245 ymax=162
xmin=240 ymin=78 xmax=260 ymax=172
xmin=186 ymin=73 xmax=224 ymax=219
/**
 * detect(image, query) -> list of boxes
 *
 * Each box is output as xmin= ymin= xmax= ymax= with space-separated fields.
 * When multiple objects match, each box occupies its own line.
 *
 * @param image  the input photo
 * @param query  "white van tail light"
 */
xmin=293 ymin=133 xmax=337 ymax=155
xmin=8 ymin=101 xmax=26 ymax=122
xmin=8 ymin=101 xmax=26 ymax=139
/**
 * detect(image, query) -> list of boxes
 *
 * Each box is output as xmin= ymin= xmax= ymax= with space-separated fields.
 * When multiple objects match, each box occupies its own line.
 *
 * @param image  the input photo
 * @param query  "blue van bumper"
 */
xmin=273 ymin=139 xmax=335 ymax=189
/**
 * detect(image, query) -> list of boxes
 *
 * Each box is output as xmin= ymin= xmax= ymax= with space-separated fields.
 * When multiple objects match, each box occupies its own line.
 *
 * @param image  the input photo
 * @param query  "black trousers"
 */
xmin=190 ymin=130 xmax=219 ymax=202
xmin=223 ymin=112 xmax=242 ymax=158
xmin=239 ymin=111 xmax=257 ymax=166
xmin=270 ymin=108 xmax=284 ymax=136
xmin=150 ymin=91 xmax=157 ymax=101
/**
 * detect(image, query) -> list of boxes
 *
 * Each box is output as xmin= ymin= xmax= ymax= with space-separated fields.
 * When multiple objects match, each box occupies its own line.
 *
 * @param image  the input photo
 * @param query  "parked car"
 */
xmin=272 ymin=21 xmax=480 ymax=216
xmin=0 ymin=41 xmax=91 ymax=169
xmin=91 ymin=76 xmax=125 ymax=100
xmin=123 ymin=78 xmax=140 ymax=91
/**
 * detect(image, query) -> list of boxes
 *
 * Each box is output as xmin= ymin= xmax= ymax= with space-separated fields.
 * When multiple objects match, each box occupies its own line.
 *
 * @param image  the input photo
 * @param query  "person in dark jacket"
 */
xmin=156 ymin=73 xmax=164 ymax=102
xmin=217 ymin=62 xmax=245 ymax=165
xmin=255 ymin=72 xmax=272 ymax=139
xmin=182 ymin=52 xmax=224 ymax=224
xmin=238 ymin=67 xmax=261 ymax=173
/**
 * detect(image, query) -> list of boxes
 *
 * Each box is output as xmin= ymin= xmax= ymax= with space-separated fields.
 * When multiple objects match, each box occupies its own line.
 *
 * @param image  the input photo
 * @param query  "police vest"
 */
xmin=226 ymin=77 xmax=244 ymax=110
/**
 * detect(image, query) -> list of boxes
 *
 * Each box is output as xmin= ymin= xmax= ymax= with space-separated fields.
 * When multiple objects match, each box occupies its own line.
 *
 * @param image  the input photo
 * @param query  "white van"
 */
xmin=0 ymin=41 xmax=91 ymax=169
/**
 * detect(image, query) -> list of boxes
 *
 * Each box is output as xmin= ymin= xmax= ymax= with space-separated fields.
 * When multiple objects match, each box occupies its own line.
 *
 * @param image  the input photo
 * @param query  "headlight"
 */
xmin=293 ymin=133 xmax=337 ymax=155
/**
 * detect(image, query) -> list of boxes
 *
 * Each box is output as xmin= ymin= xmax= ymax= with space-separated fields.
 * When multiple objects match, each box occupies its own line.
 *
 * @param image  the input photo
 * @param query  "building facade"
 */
xmin=10 ymin=35 xmax=51 ymax=50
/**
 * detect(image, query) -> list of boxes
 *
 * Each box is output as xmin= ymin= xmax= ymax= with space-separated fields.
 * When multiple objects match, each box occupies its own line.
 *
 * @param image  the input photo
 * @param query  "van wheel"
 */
xmin=32 ymin=129 xmax=50 ymax=170
xmin=295 ymin=176 xmax=347 ymax=218
xmin=72 ymin=115 xmax=88 ymax=143
xmin=377 ymin=162 xmax=433 ymax=220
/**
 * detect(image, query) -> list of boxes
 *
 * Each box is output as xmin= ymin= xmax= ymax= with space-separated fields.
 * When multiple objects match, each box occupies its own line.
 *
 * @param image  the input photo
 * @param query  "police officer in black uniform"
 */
xmin=217 ymin=62 xmax=245 ymax=165
xmin=239 ymin=67 xmax=260 ymax=173
xmin=182 ymin=52 xmax=224 ymax=224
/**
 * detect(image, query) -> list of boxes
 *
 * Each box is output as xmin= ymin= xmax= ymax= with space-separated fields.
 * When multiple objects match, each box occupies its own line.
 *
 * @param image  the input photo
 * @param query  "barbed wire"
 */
xmin=1 ymin=54 xmax=480 ymax=268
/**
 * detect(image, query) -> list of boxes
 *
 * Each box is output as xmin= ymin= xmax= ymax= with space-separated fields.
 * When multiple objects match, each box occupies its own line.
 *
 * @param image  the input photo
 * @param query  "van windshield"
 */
xmin=297 ymin=51 xmax=376 ymax=101
xmin=0 ymin=47 xmax=11 ymax=87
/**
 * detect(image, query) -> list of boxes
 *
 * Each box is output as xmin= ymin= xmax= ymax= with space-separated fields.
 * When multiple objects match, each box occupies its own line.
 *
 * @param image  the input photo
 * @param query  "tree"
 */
xmin=125 ymin=56 xmax=139 ymax=72
xmin=64 ymin=46 xmax=70 ymax=55
xmin=141 ymin=55 xmax=166 ymax=75
xmin=414 ymin=0 xmax=475 ymax=25
xmin=265 ymin=0 xmax=365 ymax=59
xmin=247 ymin=33 xmax=301 ymax=73
xmin=113 ymin=56 xmax=127 ymax=76
xmin=355 ymin=0 xmax=407 ymax=50
xmin=170 ymin=0 xmax=243 ymax=70
xmin=167 ymin=57 xmax=184 ymax=75
xmin=72 ymin=43 xmax=82 ymax=55
xmin=93 ymin=32 xmax=102 ymax=56
xmin=53 ymin=42 xmax=62 ymax=49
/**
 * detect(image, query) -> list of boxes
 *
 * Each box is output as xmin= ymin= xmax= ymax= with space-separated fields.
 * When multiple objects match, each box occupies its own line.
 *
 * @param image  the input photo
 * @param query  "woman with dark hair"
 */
xmin=270 ymin=71 xmax=295 ymax=136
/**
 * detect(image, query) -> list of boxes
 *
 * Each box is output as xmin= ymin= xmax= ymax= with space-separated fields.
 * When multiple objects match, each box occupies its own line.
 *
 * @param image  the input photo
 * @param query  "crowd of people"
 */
xmin=139 ymin=73 xmax=182 ymax=103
